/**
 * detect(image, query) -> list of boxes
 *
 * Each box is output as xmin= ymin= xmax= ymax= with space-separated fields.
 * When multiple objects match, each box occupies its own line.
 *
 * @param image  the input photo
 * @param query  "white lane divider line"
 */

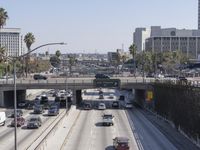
xmin=125 ymin=110 xmax=144 ymax=150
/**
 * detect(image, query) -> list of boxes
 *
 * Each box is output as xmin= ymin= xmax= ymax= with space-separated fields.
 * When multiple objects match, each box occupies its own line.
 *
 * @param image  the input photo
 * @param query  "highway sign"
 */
xmin=93 ymin=79 xmax=120 ymax=88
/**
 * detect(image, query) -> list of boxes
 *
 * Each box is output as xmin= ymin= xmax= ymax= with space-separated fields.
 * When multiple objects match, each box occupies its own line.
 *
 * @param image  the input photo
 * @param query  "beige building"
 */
xmin=0 ymin=28 xmax=22 ymax=57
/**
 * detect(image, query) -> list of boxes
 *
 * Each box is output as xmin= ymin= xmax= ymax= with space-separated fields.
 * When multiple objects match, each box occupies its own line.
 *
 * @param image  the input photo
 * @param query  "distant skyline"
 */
xmin=1 ymin=0 xmax=198 ymax=54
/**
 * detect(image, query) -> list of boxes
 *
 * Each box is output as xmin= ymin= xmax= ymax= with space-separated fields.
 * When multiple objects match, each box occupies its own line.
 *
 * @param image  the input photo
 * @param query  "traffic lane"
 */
xmin=113 ymin=109 xmax=139 ymax=150
xmin=17 ymin=109 xmax=66 ymax=150
xmin=0 ymin=109 xmax=34 ymax=140
xmin=62 ymin=89 xmax=97 ymax=150
xmin=127 ymin=108 xmax=177 ymax=150
xmin=61 ymin=110 xmax=94 ymax=150
xmin=0 ymin=112 xmax=50 ymax=150
xmin=0 ymin=109 xmax=64 ymax=150
xmin=92 ymin=110 xmax=114 ymax=150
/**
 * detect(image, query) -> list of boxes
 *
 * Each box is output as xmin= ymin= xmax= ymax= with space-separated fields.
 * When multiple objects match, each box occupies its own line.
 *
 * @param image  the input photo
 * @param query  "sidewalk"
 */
xmin=36 ymin=106 xmax=80 ymax=150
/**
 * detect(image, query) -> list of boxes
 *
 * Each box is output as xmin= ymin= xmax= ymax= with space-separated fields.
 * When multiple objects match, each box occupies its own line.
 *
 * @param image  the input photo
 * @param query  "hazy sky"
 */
xmin=1 ymin=0 xmax=198 ymax=54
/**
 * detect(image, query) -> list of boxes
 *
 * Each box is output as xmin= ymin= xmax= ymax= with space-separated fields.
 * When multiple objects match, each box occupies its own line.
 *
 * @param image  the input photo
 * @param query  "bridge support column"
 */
xmin=3 ymin=90 xmax=26 ymax=107
xmin=135 ymin=89 xmax=146 ymax=108
xmin=72 ymin=89 xmax=82 ymax=107
xmin=0 ymin=90 xmax=4 ymax=107
xmin=72 ymin=89 xmax=77 ymax=105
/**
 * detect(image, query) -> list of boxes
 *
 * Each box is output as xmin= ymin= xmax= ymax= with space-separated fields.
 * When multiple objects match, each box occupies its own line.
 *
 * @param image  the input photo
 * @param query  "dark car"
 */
xmin=177 ymin=76 xmax=188 ymax=82
xmin=48 ymin=106 xmax=59 ymax=116
xmin=33 ymin=74 xmax=47 ymax=80
xmin=11 ymin=117 xmax=25 ymax=127
xmin=17 ymin=100 xmax=27 ymax=108
xmin=33 ymin=105 xmax=44 ymax=114
xmin=112 ymin=101 xmax=119 ymax=108
xmin=113 ymin=137 xmax=129 ymax=150
xmin=26 ymin=102 xmax=34 ymax=110
xmin=40 ymin=94 xmax=49 ymax=109
xmin=119 ymin=95 xmax=125 ymax=101
xmin=10 ymin=109 xmax=23 ymax=118
xmin=84 ymin=103 xmax=92 ymax=110
xmin=27 ymin=116 xmax=42 ymax=129
xmin=95 ymin=74 xmax=110 ymax=79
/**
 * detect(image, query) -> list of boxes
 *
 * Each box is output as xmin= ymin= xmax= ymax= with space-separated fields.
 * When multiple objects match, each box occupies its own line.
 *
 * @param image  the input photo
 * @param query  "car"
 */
xmin=27 ymin=116 xmax=42 ymax=129
xmin=26 ymin=103 xmax=34 ymax=110
xmin=40 ymin=94 xmax=49 ymax=109
xmin=55 ymin=95 xmax=67 ymax=108
xmin=17 ymin=100 xmax=27 ymax=108
xmin=102 ymin=113 xmax=114 ymax=126
xmin=112 ymin=101 xmax=119 ymax=108
xmin=119 ymin=95 xmax=125 ymax=101
xmin=95 ymin=74 xmax=110 ymax=79
xmin=33 ymin=105 xmax=44 ymax=114
xmin=0 ymin=112 xmax=6 ymax=126
xmin=99 ymin=94 xmax=104 ymax=99
xmin=84 ymin=103 xmax=92 ymax=110
xmin=10 ymin=109 xmax=23 ymax=118
xmin=33 ymin=74 xmax=47 ymax=80
xmin=98 ymin=102 xmax=106 ymax=110
xmin=10 ymin=116 xmax=25 ymax=127
xmin=48 ymin=106 xmax=59 ymax=116
xmin=109 ymin=94 xmax=114 ymax=99
xmin=99 ymin=90 xmax=103 ymax=95
xmin=177 ymin=76 xmax=188 ymax=82
xmin=124 ymin=102 xmax=133 ymax=109
xmin=113 ymin=137 xmax=130 ymax=150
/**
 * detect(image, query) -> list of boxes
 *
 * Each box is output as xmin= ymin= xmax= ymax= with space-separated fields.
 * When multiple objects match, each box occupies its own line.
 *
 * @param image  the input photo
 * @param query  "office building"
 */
xmin=145 ymin=26 xmax=200 ymax=59
xmin=0 ymin=28 xmax=21 ymax=57
xmin=133 ymin=28 xmax=150 ymax=52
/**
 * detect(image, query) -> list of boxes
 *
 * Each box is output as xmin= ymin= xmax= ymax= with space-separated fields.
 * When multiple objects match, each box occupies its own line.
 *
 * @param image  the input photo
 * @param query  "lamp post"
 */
xmin=0 ymin=42 xmax=66 ymax=150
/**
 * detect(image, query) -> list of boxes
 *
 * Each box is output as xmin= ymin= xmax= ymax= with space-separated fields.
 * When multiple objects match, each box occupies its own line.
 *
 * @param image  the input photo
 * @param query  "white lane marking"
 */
xmin=125 ymin=110 xmax=144 ymax=150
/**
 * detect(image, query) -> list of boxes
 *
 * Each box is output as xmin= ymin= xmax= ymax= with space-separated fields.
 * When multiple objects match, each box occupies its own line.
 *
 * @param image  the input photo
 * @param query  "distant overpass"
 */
xmin=1 ymin=76 xmax=199 ymax=107
xmin=0 ymin=77 xmax=153 ymax=90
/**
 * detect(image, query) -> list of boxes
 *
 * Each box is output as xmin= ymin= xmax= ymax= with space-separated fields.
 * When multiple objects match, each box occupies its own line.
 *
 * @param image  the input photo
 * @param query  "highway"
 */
xmin=0 ymin=88 xmax=199 ymax=149
xmin=58 ymin=88 xmax=181 ymax=150
xmin=61 ymin=88 xmax=138 ymax=150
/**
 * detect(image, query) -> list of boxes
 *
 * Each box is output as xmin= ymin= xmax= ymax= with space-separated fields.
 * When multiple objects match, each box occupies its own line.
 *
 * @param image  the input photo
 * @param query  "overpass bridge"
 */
xmin=0 ymin=77 xmax=185 ymax=107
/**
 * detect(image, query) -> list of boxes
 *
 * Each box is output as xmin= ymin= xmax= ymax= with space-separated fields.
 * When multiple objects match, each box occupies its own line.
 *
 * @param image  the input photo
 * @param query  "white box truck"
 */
xmin=0 ymin=112 xmax=6 ymax=126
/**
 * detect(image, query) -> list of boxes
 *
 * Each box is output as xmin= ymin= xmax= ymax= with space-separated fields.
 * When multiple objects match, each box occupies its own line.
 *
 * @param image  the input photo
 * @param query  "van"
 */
xmin=0 ymin=112 xmax=6 ymax=126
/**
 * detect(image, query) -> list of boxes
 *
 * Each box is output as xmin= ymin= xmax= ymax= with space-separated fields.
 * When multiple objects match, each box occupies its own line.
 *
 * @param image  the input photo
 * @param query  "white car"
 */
xmin=124 ymin=102 xmax=133 ymax=109
xmin=98 ymin=103 xmax=106 ymax=110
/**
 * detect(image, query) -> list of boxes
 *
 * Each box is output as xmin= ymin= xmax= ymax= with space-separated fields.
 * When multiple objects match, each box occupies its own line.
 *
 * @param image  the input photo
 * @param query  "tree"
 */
xmin=24 ymin=32 xmax=35 ymax=51
xmin=50 ymin=56 xmax=61 ymax=68
xmin=0 ymin=46 xmax=6 ymax=62
xmin=0 ymin=8 xmax=9 ymax=28
xmin=129 ymin=44 xmax=137 ymax=76
xmin=50 ymin=50 xmax=62 ymax=68
xmin=68 ymin=56 xmax=77 ymax=76
xmin=55 ymin=50 xmax=61 ymax=58
xmin=45 ymin=51 xmax=49 ymax=56
xmin=24 ymin=32 xmax=35 ymax=77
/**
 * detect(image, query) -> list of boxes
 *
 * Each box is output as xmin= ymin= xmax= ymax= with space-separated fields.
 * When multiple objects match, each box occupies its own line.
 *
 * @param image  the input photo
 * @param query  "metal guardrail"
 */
xmin=1 ymin=78 xmax=200 ymax=88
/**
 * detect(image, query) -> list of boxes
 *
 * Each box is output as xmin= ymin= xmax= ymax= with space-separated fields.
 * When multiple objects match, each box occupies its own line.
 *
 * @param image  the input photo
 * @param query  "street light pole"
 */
xmin=13 ymin=60 xmax=17 ymax=150
xmin=0 ymin=42 xmax=66 ymax=150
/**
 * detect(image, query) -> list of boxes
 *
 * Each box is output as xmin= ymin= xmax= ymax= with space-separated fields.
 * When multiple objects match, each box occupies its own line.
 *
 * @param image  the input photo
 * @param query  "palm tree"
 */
xmin=0 ymin=46 xmax=8 ymax=77
xmin=0 ymin=46 xmax=6 ymax=62
xmin=0 ymin=8 xmax=9 ymax=28
xmin=55 ymin=50 xmax=61 ymax=58
xmin=129 ymin=44 xmax=137 ymax=76
xmin=68 ymin=56 xmax=77 ymax=76
xmin=24 ymin=32 xmax=35 ymax=77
